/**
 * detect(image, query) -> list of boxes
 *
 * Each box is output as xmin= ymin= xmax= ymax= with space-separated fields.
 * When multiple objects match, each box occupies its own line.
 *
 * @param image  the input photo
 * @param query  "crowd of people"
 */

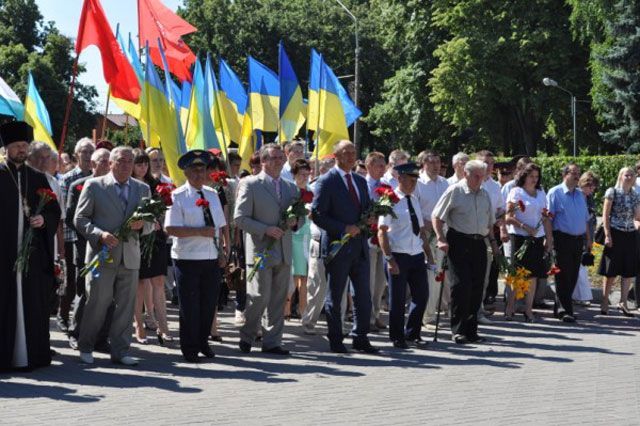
xmin=2 ymin=119 xmax=639 ymax=372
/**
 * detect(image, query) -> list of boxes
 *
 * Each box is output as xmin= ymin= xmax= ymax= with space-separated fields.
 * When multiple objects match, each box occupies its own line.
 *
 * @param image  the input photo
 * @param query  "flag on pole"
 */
xmin=205 ymin=54 xmax=228 ymax=157
xmin=138 ymin=0 xmax=197 ymax=82
xmin=248 ymin=56 xmax=279 ymax=132
xmin=24 ymin=72 xmax=55 ymax=149
xmin=237 ymin=105 xmax=254 ymax=173
xmin=0 ymin=75 xmax=24 ymax=119
xmin=218 ymin=58 xmax=247 ymax=144
xmin=76 ymin=0 xmax=140 ymax=102
xmin=185 ymin=57 xmax=219 ymax=151
xmin=278 ymin=42 xmax=305 ymax=142
xmin=307 ymin=49 xmax=322 ymax=132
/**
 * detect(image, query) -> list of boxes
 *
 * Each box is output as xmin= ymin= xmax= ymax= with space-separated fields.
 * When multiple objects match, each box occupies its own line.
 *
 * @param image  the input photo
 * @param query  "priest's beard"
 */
xmin=8 ymin=152 xmax=27 ymax=166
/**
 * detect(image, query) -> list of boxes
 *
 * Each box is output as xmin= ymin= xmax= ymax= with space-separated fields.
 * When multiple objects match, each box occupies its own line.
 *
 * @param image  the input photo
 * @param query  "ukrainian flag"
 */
xmin=0 ymin=74 xmax=24 ymax=119
xmin=185 ymin=57 xmax=219 ymax=151
xmin=218 ymin=58 xmax=247 ymax=144
xmin=24 ymin=72 xmax=55 ymax=150
xmin=248 ymin=56 xmax=279 ymax=132
xmin=278 ymin=42 xmax=305 ymax=143
xmin=179 ymin=80 xmax=191 ymax=133
xmin=140 ymin=42 xmax=185 ymax=185
xmin=315 ymin=59 xmax=363 ymax=157
xmin=205 ymin=54 xmax=228 ymax=156
xmin=307 ymin=49 xmax=322 ymax=132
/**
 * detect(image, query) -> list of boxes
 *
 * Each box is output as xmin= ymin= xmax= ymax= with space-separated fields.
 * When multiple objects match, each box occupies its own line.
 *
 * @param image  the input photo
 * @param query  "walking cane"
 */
xmin=433 ymin=256 xmax=448 ymax=342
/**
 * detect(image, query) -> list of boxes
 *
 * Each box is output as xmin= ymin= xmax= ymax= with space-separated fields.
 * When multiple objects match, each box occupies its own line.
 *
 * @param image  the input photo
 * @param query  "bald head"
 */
xmin=333 ymin=140 xmax=357 ymax=172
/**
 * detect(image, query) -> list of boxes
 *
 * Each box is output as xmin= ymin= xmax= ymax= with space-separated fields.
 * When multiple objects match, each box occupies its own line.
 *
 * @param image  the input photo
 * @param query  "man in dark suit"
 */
xmin=311 ymin=140 xmax=378 ymax=354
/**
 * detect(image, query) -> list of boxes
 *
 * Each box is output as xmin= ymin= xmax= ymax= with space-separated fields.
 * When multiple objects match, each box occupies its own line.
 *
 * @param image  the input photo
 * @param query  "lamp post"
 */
xmin=543 ymin=77 xmax=577 ymax=157
xmin=327 ymin=0 xmax=360 ymax=155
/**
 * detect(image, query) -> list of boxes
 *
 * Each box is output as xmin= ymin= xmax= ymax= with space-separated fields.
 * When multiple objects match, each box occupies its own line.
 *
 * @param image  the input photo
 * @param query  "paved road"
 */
xmin=1 ymin=294 xmax=639 ymax=425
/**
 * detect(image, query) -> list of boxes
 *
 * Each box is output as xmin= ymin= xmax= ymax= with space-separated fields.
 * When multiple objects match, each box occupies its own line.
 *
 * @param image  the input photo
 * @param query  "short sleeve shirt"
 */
xmin=605 ymin=187 xmax=640 ymax=232
xmin=506 ymin=187 xmax=547 ymax=237
xmin=432 ymin=180 xmax=495 ymax=236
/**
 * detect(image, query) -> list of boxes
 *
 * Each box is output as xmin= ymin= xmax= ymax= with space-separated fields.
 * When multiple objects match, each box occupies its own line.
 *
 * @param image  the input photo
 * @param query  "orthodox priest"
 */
xmin=0 ymin=121 xmax=61 ymax=371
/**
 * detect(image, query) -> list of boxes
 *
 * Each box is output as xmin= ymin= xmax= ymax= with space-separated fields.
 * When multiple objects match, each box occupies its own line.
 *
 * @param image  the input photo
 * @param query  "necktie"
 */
xmin=345 ymin=173 xmax=361 ymax=209
xmin=273 ymin=178 xmax=282 ymax=202
xmin=117 ymin=183 xmax=128 ymax=211
xmin=197 ymin=190 xmax=215 ymax=227
xmin=406 ymin=195 xmax=420 ymax=236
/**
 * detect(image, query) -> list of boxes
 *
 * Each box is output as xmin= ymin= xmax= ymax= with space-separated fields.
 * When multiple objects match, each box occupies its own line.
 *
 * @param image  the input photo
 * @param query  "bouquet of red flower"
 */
xmin=139 ymin=183 xmax=176 ymax=266
xmin=14 ymin=188 xmax=57 ymax=275
xmin=247 ymin=188 xmax=314 ymax=282
xmin=209 ymin=171 xmax=229 ymax=189
xmin=155 ymin=182 xmax=176 ymax=207
xmin=80 ymin=197 xmax=168 ymax=278
xmin=325 ymin=184 xmax=399 ymax=263
xmin=513 ymin=207 xmax=553 ymax=262
xmin=75 ymin=184 xmax=84 ymax=192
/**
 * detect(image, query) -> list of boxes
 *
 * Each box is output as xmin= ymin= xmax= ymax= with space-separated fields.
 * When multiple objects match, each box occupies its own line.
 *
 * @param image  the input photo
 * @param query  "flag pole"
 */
xmin=313 ymin=54 xmax=324 ymax=176
xmin=58 ymin=54 xmax=79 ymax=153
xmin=100 ymin=87 xmax=111 ymax=140
xmin=210 ymin=56 xmax=229 ymax=159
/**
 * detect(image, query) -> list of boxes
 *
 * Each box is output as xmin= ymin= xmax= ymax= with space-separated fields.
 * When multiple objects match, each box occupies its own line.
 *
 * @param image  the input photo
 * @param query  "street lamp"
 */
xmin=326 ymin=0 xmax=360 ymax=155
xmin=543 ymin=77 xmax=577 ymax=157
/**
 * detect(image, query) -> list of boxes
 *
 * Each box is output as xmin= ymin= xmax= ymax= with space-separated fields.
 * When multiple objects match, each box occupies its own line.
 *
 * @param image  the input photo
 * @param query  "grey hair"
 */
xmin=259 ymin=143 xmax=283 ymax=162
xmin=464 ymin=159 xmax=487 ymax=174
xmin=452 ymin=152 xmax=469 ymax=165
xmin=28 ymin=141 xmax=53 ymax=158
xmin=91 ymin=148 xmax=111 ymax=162
xmin=74 ymin=137 xmax=95 ymax=154
xmin=109 ymin=146 xmax=133 ymax=162
xmin=388 ymin=149 xmax=410 ymax=166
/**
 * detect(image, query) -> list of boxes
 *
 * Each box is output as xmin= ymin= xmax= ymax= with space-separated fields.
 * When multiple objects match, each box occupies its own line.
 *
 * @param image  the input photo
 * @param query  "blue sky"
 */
xmin=36 ymin=0 xmax=183 ymax=114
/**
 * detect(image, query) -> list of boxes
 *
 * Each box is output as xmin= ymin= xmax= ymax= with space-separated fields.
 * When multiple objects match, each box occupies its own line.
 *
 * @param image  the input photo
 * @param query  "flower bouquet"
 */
xmin=209 ymin=171 xmax=228 ymax=189
xmin=80 ymin=197 xmax=168 ymax=278
xmin=325 ymin=184 xmax=399 ymax=263
xmin=495 ymin=254 xmax=532 ymax=300
xmin=513 ymin=207 xmax=553 ymax=262
xmin=140 ymin=183 xmax=176 ymax=266
xmin=247 ymin=188 xmax=314 ymax=282
xmin=15 ymin=188 xmax=58 ymax=275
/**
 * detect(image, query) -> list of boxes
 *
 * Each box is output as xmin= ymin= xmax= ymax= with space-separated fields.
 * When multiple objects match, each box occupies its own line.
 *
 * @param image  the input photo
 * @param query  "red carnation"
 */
xmin=547 ymin=265 xmax=561 ymax=276
xmin=54 ymin=264 xmax=62 ymax=277
xmin=156 ymin=183 xmax=176 ymax=206
xmin=300 ymin=188 xmax=314 ymax=204
xmin=542 ymin=207 xmax=554 ymax=219
xmin=435 ymin=271 xmax=445 ymax=282
xmin=75 ymin=184 xmax=84 ymax=192
xmin=196 ymin=198 xmax=210 ymax=208
xmin=209 ymin=171 xmax=228 ymax=187
xmin=36 ymin=188 xmax=57 ymax=203
xmin=369 ymin=223 xmax=379 ymax=246
xmin=517 ymin=199 xmax=526 ymax=213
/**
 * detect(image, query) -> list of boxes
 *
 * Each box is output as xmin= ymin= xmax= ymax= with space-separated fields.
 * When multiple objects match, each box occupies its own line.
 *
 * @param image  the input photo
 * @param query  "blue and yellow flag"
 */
xmin=278 ymin=42 xmax=305 ymax=143
xmin=185 ymin=57 xmax=219 ymax=151
xmin=307 ymin=49 xmax=322 ymax=132
xmin=24 ymin=72 xmax=55 ymax=150
xmin=205 ymin=54 xmax=228 ymax=157
xmin=179 ymin=80 xmax=191 ymax=133
xmin=218 ymin=58 xmax=247 ymax=144
xmin=314 ymin=58 xmax=362 ymax=157
xmin=248 ymin=56 xmax=279 ymax=132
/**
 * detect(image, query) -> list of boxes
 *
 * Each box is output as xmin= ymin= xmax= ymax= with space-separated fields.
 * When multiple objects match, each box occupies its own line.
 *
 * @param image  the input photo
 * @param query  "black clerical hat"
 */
xmin=178 ymin=149 xmax=215 ymax=170
xmin=394 ymin=162 xmax=420 ymax=177
xmin=0 ymin=121 xmax=33 ymax=147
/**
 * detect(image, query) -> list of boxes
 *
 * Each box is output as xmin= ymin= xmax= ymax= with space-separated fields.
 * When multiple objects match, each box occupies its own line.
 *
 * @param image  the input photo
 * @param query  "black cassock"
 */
xmin=0 ymin=162 xmax=60 ymax=371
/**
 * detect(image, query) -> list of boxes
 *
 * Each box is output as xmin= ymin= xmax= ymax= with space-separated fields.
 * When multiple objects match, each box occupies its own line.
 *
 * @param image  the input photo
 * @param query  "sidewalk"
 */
xmin=1 ymin=296 xmax=640 ymax=425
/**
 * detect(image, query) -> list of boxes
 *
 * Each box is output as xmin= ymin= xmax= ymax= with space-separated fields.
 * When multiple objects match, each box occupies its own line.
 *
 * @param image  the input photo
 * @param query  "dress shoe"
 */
xmin=157 ymin=331 xmax=173 ymax=345
xmin=239 ymin=340 xmax=252 ymax=353
xmin=68 ymin=336 xmax=79 ymax=350
xmin=113 ymin=356 xmax=139 ymax=366
xmin=467 ymin=335 xmax=486 ymax=344
xmin=352 ymin=339 xmax=380 ymax=354
xmin=79 ymin=352 xmax=94 ymax=364
xmin=392 ymin=339 xmax=409 ymax=349
xmin=209 ymin=334 xmax=223 ymax=342
xmin=561 ymin=314 xmax=576 ymax=323
xmin=135 ymin=336 xmax=148 ymax=345
xmin=618 ymin=303 xmax=635 ymax=318
xmin=408 ymin=337 xmax=428 ymax=347
xmin=330 ymin=342 xmax=349 ymax=353
xmin=452 ymin=334 xmax=468 ymax=344
xmin=56 ymin=317 xmax=69 ymax=333
xmin=94 ymin=341 xmax=112 ymax=354
xmin=261 ymin=346 xmax=290 ymax=356
xmin=200 ymin=346 xmax=215 ymax=358
xmin=184 ymin=353 xmax=199 ymax=363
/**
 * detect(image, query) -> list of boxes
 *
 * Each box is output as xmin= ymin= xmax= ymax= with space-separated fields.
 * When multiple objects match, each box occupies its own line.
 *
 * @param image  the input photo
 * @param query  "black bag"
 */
xmin=581 ymin=251 xmax=595 ymax=266
xmin=594 ymin=225 xmax=605 ymax=245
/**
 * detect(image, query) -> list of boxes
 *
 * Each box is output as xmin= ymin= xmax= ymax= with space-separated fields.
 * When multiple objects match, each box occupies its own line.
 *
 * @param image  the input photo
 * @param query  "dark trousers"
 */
xmin=324 ymin=240 xmax=371 ymax=344
xmin=447 ymin=229 xmax=487 ymax=339
xmin=59 ymin=241 xmax=77 ymax=321
xmin=485 ymin=227 xmax=501 ymax=300
xmin=174 ymin=259 xmax=221 ymax=357
xmin=387 ymin=252 xmax=428 ymax=341
xmin=553 ymin=231 xmax=584 ymax=316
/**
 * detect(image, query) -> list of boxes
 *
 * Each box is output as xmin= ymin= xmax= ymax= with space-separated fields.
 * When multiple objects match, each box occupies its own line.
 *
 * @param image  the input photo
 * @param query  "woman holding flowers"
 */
xmin=505 ymin=163 xmax=553 ymax=322
xmin=599 ymin=167 xmax=640 ymax=317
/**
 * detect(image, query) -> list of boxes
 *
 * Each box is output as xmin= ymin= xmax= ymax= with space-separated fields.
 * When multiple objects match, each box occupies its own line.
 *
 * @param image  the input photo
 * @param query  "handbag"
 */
xmin=225 ymin=246 xmax=246 ymax=292
xmin=594 ymin=225 xmax=605 ymax=245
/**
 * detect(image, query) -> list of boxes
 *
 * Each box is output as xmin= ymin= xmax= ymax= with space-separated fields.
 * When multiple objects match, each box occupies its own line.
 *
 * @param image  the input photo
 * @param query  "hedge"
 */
xmin=500 ymin=155 xmax=640 ymax=213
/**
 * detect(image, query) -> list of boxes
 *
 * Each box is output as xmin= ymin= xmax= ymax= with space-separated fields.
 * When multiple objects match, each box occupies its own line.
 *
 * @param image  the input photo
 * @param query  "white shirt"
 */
xmin=482 ymin=177 xmax=505 ymax=215
xmin=379 ymin=188 xmax=424 ymax=256
xmin=381 ymin=169 xmax=398 ymax=189
xmin=280 ymin=162 xmax=294 ymax=183
xmin=164 ymin=182 xmax=227 ymax=260
xmin=415 ymin=173 xmax=449 ymax=221
xmin=447 ymin=174 xmax=462 ymax=185
xmin=506 ymin=187 xmax=547 ymax=237
xmin=46 ymin=172 xmax=66 ymax=220
xmin=501 ymin=179 xmax=517 ymax=205
xmin=160 ymin=174 xmax=172 ymax=184
xmin=334 ymin=165 xmax=361 ymax=201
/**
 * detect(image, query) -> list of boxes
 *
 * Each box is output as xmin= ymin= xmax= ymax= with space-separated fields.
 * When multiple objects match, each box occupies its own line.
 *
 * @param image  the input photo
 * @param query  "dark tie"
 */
xmin=406 ymin=195 xmax=420 ymax=236
xmin=197 ymin=190 xmax=215 ymax=227
xmin=117 ymin=183 xmax=128 ymax=211
xmin=345 ymin=173 xmax=361 ymax=210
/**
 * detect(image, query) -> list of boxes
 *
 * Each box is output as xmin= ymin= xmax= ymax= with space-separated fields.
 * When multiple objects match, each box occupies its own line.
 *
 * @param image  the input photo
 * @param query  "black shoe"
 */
xmin=408 ymin=337 xmax=429 ymax=347
xmin=209 ymin=334 xmax=223 ymax=342
xmin=330 ymin=342 xmax=349 ymax=353
xmin=56 ymin=317 xmax=69 ymax=333
xmin=561 ymin=314 xmax=576 ymax=323
xmin=95 ymin=341 xmax=111 ymax=354
xmin=200 ymin=346 xmax=215 ymax=358
xmin=392 ymin=339 xmax=409 ymax=349
xmin=184 ymin=353 xmax=199 ymax=363
xmin=262 ymin=346 xmax=290 ymax=356
xmin=68 ymin=336 xmax=78 ymax=350
xmin=352 ymin=339 xmax=380 ymax=354
xmin=239 ymin=340 xmax=251 ymax=353
xmin=468 ymin=335 xmax=486 ymax=344
xmin=452 ymin=334 xmax=468 ymax=344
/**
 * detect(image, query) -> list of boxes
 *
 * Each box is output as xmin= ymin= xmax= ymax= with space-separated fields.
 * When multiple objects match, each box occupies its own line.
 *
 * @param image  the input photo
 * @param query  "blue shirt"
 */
xmin=547 ymin=182 xmax=589 ymax=236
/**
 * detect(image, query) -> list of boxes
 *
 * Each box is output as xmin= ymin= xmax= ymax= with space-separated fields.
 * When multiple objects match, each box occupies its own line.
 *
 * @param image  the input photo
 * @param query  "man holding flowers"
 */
xmin=0 ymin=121 xmax=61 ymax=371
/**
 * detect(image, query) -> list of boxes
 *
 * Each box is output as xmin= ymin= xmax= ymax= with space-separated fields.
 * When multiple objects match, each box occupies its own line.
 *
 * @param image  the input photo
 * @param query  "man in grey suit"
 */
xmin=74 ymin=146 xmax=152 ymax=365
xmin=235 ymin=143 xmax=298 ymax=355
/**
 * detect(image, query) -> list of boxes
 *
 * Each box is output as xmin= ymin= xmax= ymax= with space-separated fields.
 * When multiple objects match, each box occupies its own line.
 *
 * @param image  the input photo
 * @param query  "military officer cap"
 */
xmin=0 ymin=121 xmax=34 ymax=147
xmin=178 ymin=149 xmax=215 ymax=170
xmin=393 ymin=162 xmax=420 ymax=177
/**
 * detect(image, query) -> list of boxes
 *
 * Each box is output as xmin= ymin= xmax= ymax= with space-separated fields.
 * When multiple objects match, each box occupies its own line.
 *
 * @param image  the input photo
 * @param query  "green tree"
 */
xmin=0 ymin=0 xmax=97 ymax=151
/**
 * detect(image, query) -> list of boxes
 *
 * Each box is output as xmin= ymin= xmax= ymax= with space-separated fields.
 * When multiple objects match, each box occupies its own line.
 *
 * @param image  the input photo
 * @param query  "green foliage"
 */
xmin=0 ymin=0 xmax=96 ymax=151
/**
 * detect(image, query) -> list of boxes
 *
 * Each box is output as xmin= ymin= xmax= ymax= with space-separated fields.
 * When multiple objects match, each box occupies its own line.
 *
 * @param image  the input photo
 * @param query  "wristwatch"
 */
xmin=384 ymin=254 xmax=394 ymax=262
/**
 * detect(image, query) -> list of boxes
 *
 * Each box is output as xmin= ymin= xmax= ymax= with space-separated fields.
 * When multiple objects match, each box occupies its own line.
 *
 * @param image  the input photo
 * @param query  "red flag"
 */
xmin=138 ymin=0 xmax=197 ymax=82
xmin=75 ymin=0 xmax=141 ymax=102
